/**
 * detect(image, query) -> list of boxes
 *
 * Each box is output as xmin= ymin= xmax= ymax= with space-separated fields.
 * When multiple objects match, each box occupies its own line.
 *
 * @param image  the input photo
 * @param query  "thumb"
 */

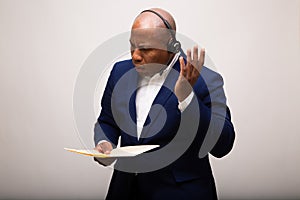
xmin=179 ymin=56 xmax=186 ymax=76
xmin=100 ymin=142 xmax=113 ymax=154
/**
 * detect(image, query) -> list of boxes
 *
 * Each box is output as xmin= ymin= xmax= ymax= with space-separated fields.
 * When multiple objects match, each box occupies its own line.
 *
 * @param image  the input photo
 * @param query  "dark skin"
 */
xmin=95 ymin=8 xmax=205 ymax=154
xmin=130 ymin=27 xmax=173 ymax=76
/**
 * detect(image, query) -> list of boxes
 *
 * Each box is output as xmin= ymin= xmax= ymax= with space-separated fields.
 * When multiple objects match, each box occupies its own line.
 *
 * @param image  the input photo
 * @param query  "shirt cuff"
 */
xmin=178 ymin=92 xmax=194 ymax=112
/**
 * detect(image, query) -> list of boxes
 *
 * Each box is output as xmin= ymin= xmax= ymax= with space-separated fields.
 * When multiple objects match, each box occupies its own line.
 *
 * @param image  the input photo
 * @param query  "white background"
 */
xmin=0 ymin=0 xmax=299 ymax=199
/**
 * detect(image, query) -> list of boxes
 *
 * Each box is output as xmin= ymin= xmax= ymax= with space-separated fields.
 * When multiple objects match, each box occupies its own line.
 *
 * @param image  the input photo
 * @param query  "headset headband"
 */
xmin=140 ymin=9 xmax=176 ymax=39
xmin=140 ymin=9 xmax=181 ymax=54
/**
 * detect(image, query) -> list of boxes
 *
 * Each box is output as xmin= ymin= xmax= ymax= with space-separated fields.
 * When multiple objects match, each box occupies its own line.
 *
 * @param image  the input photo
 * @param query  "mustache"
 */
xmin=133 ymin=63 xmax=167 ymax=68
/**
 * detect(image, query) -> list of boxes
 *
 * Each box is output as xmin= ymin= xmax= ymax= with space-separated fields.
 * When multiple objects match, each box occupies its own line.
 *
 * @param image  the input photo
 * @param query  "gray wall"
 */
xmin=0 ymin=0 xmax=299 ymax=199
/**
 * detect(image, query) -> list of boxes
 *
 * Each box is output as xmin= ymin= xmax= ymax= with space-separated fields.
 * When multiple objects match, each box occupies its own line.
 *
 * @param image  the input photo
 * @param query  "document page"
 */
xmin=64 ymin=145 xmax=159 ymax=158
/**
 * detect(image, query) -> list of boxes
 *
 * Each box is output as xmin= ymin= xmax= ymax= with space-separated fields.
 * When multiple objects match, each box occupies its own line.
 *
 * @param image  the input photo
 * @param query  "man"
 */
xmin=94 ymin=8 xmax=235 ymax=200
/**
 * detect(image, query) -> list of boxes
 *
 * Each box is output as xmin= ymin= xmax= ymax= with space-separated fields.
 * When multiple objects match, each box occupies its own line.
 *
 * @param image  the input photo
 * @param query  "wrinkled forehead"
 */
xmin=130 ymin=27 xmax=171 ymax=45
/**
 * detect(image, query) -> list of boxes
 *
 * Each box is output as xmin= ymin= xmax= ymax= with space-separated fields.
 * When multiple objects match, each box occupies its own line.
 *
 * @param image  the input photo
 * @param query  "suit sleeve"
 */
xmin=204 ymin=72 xmax=235 ymax=158
xmin=94 ymin=66 xmax=120 ymax=147
xmin=182 ymin=69 xmax=235 ymax=158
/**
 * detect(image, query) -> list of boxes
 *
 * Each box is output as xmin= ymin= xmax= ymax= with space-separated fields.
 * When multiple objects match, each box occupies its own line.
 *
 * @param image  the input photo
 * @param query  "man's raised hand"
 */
xmin=174 ymin=46 xmax=205 ymax=102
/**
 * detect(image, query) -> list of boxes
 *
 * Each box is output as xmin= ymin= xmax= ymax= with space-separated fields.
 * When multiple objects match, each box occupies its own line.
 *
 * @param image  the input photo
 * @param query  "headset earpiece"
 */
xmin=167 ymin=38 xmax=181 ymax=53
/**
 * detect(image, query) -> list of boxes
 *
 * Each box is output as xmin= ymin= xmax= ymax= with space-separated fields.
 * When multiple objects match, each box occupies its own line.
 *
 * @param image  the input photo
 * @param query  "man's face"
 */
xmin=130 ymin=28 xmax=171 ymax=77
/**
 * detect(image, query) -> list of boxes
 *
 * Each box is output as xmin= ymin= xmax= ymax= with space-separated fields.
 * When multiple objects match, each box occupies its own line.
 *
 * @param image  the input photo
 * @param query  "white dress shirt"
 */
xmin=135 ymin=53 xmax=194 ymax=139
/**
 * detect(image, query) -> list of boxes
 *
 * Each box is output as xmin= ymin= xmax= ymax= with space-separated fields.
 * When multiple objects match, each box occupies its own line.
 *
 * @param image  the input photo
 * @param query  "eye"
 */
xmin=129 ymin=40 xmax=153 ymax=52
xmin=139 ymin=47 xmax=148 ymax=51
xmin=138 ymin=46 xmax=153 ymax=52
xmin=129 ymin=40 xmax=136 ymax=50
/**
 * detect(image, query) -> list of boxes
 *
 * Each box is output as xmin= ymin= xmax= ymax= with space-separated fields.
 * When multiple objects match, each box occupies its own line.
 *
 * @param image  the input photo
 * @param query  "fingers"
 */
xmin=186 ymin=49 xmax=192 ymax=80
xmin=180 ymin=46 xmax=205 ymax=83
xmin=186 ymin=49 xmax=191 ymax=64
xmin=199 ymin=47 xmax=205 ymax=70
xmin=189 ymin=46 xmax=198 ymax=78
xmin=95 ymin=141 xmax=113 ymax=154
xmin=193 ymin=46 xmax=198 ymax=63
xmin=175 ymin=45 xmax=204 ymax=100
xmin=179 ymin=56 xmax=186 ymax=77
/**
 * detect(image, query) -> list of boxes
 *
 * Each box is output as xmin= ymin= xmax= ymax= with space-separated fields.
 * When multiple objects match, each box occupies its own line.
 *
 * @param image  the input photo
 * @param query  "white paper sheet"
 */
xmin=64 ymin=145 xmax=159 ymax=158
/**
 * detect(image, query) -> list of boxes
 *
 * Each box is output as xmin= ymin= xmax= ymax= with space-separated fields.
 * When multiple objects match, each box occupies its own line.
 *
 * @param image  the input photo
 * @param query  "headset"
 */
xmin=141 ymin=9 xmax=181 ymax=54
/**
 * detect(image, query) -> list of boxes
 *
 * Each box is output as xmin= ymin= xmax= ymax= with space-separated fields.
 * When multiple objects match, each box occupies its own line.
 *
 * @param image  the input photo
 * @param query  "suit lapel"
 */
xmin=124 ymin=67 xmax=139 ymax=143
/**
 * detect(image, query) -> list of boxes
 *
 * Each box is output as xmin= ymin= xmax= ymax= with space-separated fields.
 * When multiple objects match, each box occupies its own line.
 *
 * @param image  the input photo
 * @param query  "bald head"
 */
xmin=132 ymin=8 xmax=176 ymax=30
xmin=129 ymin=8 xmax=178 ymax=76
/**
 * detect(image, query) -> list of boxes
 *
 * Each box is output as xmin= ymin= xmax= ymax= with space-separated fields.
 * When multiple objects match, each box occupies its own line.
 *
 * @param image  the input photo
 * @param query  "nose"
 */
xmin=131 ymin=49 xmax=143 ymax=64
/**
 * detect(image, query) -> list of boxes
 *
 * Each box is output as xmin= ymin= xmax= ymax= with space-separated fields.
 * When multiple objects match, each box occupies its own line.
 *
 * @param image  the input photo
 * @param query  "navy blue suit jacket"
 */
xmin=94 ymin=57 xmax=235 ymax=200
